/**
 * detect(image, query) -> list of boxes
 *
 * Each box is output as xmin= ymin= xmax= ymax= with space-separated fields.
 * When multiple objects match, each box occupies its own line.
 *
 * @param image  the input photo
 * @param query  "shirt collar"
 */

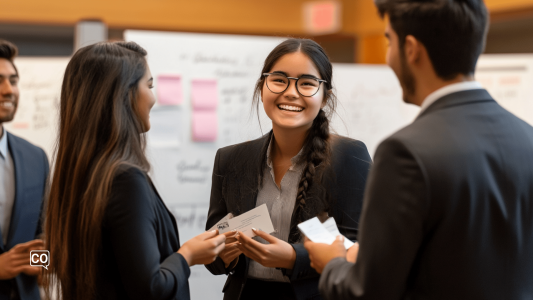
xmin=0 ymin=126 xmax=8 ymax=160
xmin=266 ymin=135 xmax=305 ymax=172
xmin=419 ymin=81 xmax=484 ymax=115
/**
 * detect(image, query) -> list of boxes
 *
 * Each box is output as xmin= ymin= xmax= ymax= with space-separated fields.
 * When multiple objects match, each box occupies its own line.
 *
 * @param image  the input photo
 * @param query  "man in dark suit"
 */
xmin=0 ymin=40 xmax=49 ymax=300
xmin=305 ymin=0 xmax=533 ymax=299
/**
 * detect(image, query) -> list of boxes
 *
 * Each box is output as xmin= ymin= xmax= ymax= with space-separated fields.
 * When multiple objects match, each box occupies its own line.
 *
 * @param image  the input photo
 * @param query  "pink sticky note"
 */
xmin=192 ymin=110 xmax=217 ymax=142
xmin=191 ymin=79 xmax=218 ymax=110
xmin=157 ymin=75 xmax=183 ymax=105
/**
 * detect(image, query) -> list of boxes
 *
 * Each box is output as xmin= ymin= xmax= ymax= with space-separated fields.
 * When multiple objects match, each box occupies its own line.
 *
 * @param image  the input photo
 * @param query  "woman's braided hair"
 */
xmin=252 ymin=38 xmax=337 ymax=231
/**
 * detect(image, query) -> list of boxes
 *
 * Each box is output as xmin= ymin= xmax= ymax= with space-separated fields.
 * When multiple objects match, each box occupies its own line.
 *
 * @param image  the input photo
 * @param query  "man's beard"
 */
xmin=399 ymin=50 xmax=416 ymax=104
xmin=0 ymin=99 xmax=18 ymax=123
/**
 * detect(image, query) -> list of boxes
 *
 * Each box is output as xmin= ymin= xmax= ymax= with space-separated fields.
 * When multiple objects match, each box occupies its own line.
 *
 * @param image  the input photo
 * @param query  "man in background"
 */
xmin=0 ymin=40 xmax=49 ymax=300
xmin=305 ymin=0 xmax=533 ymax=299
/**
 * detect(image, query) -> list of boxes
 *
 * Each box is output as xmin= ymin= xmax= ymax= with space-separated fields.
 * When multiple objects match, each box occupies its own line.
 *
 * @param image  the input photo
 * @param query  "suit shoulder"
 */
xmin=108 ymin=165 xmax=152 ymax=208
xmin=113 ymin=164 xmax=149 ymax=185
xmin=330 ymin=135 xmax=371 ymax=160
xmin=7 ymin=132 xmax=47 ymax=156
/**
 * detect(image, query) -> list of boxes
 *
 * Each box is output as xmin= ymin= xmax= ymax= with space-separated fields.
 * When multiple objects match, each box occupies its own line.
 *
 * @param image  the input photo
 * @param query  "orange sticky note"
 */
xmin=157 ymin=75 xmax=183 ymax=105
xmin=192 ymin=110 xmax=217 ymax=142
xmin=191 ymin=79 xmax=218 ymax=110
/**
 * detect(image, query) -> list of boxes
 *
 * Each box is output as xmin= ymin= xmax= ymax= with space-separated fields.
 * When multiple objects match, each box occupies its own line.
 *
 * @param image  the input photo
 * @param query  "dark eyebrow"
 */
xmin=299 ymin=73 xmax=320 ymax=79
xmin=0 ymin=74 xmax=19 ymax=79
xmin=271 ymin=71 xmax=320 ymax=79
xmin=271 ymin=71 xmax=288 ymax=76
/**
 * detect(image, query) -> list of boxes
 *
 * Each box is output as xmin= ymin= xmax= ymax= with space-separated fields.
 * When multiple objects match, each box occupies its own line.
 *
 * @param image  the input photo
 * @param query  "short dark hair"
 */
xmin=0 ymin=39 xmax=19 ymax=74
xmin=375 ymin=0 xmax=489 ymax=80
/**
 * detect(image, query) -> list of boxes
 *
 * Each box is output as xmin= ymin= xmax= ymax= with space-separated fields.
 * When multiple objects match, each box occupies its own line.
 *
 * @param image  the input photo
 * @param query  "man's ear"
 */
xmin=404 ymin=35 xmax=421 ymax=65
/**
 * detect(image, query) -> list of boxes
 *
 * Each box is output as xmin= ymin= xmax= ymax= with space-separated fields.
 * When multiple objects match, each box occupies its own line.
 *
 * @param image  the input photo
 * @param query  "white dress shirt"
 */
xmin=247 ymin=136 xmax=304 ymax=282
xmin=419 ymin=81 xmax=484 ymax=115
xmin=0 ymin=126 xmax=16 ymax=245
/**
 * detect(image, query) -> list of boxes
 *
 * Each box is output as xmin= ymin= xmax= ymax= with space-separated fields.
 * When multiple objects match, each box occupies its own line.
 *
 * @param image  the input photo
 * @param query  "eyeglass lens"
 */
xmin=265 ymin=74 xmax=321 ymax=97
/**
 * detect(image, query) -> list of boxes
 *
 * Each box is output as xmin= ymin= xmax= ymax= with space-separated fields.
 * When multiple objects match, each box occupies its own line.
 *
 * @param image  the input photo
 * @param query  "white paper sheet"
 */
xmin=298 ymin=217 xmax=355 ymax=249
xmin=209 ymin=204 xmax=274 ymax=238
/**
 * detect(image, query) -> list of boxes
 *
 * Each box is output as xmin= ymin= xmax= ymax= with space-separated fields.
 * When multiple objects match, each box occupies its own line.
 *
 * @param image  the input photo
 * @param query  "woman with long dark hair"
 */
xmin=205 ymin=38 xmax=372 ymax=300
xmin=44 ymin=41 xmax=226 ymax=300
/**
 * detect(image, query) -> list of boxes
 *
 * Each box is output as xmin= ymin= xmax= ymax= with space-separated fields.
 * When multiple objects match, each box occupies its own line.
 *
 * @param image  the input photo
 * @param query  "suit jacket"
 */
xmin=96 ymin=167 xmax=190 ymax=300
xmin=319 ymin=89 xmax=533 ymax=300
xmin=205 ymin=132 xmax=372 ymax=300
xmin=0 ymin=132 xmax=49 ymax=300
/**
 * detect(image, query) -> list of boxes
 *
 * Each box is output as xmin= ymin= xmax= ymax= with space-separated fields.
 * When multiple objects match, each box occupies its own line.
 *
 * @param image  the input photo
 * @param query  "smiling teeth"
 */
xmin=0 ymin=102 xmax=13 ymax=107
xmin=278 ymin=105 xmax=303 ymax=112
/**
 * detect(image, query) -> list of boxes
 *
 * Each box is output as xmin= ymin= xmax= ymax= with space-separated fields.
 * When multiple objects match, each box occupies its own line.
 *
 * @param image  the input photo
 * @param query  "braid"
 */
xmin=295 ymin=109 xmax=330 ymax=225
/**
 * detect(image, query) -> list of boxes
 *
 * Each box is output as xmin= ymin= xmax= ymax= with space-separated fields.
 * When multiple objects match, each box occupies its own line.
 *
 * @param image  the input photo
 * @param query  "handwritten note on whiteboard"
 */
xmin=191 ymin=79 xmax=218 ymax=110
xmin=157 ymin=74 xmax=183 ymax=105
xmin=192 ymin=110 xmax=217 ymax=142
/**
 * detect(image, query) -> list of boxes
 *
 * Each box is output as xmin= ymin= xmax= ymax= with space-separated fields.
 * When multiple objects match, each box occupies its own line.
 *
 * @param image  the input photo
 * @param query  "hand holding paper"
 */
xmin=298 ymin=217 xmax=354 ymax=249
xmin=236 ymin=228 xmax=296 ymax=269
xmin=218 ymin=231 xmax=242 ymax=269
xmin=300 ymin=217 xmax=357 ymax=273
xmin=304 ymin=236 xmax=347 ymax=274
xmin=208 ymin=204 xmax=274 ymax=237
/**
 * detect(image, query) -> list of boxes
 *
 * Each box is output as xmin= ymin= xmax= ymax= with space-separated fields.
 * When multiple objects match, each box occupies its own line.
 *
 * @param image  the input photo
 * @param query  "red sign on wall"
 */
xmin=303 ymin=1 xmax=342 ymax=35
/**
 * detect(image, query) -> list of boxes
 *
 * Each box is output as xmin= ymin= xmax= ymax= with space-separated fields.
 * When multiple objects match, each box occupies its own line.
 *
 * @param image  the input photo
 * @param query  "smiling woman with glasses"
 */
xmin=205 ymin=38 xmax=372 ymax=300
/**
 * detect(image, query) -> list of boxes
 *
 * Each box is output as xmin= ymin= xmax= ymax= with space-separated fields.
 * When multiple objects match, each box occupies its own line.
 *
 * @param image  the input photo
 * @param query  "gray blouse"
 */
xmin=247 ymin=137 xmax=305 ymax=282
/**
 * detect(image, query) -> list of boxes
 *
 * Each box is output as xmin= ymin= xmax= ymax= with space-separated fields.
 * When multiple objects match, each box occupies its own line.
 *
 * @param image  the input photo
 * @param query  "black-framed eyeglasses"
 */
xmin=263 ymin=73 xmax=327 ymax=97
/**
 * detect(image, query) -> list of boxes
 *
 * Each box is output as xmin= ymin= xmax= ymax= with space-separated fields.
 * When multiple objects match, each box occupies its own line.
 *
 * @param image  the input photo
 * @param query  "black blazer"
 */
xmin=205 ymin=132 xmax=372 ymax=300
xmin=96 ymin=167 xmax=190 ymax=300
xmin=0 ymin=132 xmax=48 ymax=300
xmin=319 ymin=89 xmax=533 ymax=300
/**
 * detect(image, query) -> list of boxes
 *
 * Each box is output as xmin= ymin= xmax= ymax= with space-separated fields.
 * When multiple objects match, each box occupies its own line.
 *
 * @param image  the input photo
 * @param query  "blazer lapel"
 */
xmin=147 ymin=176 xmax=180 ymax=242
xmin=222 ymin=132 xmax=271 ymax=216
xmin=417 ymin=89 xmax=494 ymax=120
xmin=5 ymin=133 xmax=26 ymax=250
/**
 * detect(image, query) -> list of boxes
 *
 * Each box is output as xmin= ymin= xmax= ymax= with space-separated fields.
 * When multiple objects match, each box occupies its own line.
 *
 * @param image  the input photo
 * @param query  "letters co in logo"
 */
xmin=30 ymin=250 xmax=50 ymax=270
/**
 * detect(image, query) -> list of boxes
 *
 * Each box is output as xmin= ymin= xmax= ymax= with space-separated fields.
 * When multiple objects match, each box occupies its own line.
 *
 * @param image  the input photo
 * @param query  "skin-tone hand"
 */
xmin=303 ymin=236 xmax=346 ymax=274
xmin=178 ymin=230 xmax=226 ymax=266
xmin=0 ymin=239 xmax=44 ymax=280
xmin=235 ymin=228 xmax=296 ymax=269
xmin=219 ymin=231 xmax=242 ymax=268
xmin=346 ymin=242 xmax=360 ymax=264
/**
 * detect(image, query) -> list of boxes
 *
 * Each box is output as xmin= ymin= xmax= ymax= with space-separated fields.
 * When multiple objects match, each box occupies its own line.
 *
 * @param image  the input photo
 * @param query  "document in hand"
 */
xmin=298 ymin=217 xmax=355 ymax=249
xmin=208 ymin=204 xmax=275 ymax=238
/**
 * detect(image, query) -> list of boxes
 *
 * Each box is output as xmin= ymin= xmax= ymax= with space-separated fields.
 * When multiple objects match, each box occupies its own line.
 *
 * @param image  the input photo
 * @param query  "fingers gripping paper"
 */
xmin=298 ymin=217 xmax=355 ymax=249
xmin=209 ymin=204 xmax=275 ymax=238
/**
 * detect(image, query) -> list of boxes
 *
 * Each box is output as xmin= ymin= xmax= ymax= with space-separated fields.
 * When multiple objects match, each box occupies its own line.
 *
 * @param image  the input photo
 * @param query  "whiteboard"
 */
xmin=6 ymin=33 xmax=533 ymax=299
xmin=4 ymin=57 xmax=67 ymax=160
xmin=476 ymin=54 xmax=533 ymax=126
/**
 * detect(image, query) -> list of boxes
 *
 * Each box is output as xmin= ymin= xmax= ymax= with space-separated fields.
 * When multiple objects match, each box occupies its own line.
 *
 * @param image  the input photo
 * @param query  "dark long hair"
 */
xmin=43 ymin=41 xmax=150 ymax=300
xmin=252 ymin=38 xmax=337 ymax=229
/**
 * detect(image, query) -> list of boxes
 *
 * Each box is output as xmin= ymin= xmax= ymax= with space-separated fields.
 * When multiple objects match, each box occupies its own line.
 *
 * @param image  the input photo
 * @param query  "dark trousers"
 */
xmin=240 ymin=278 xmax=296 ymax=300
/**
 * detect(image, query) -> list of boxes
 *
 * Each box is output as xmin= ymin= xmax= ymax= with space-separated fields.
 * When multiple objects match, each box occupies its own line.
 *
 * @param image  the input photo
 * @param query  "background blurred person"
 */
xmin=0 ymin=39 xmax=47 ymax=300
xmin=205 ymin=38 xmax=371 ymax=300
xmin=43 ymin=41 xmax=225 ymax=300
xmin=305 ymin=0 xmax=533 ymax=299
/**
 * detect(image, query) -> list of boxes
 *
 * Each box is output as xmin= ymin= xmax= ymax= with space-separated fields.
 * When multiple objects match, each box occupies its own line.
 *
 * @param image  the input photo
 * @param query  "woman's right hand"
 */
xmin=219 ymin=231 xmax=242 ymax=268
xmin=177 ymin=230 xmax=226 ymax=266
